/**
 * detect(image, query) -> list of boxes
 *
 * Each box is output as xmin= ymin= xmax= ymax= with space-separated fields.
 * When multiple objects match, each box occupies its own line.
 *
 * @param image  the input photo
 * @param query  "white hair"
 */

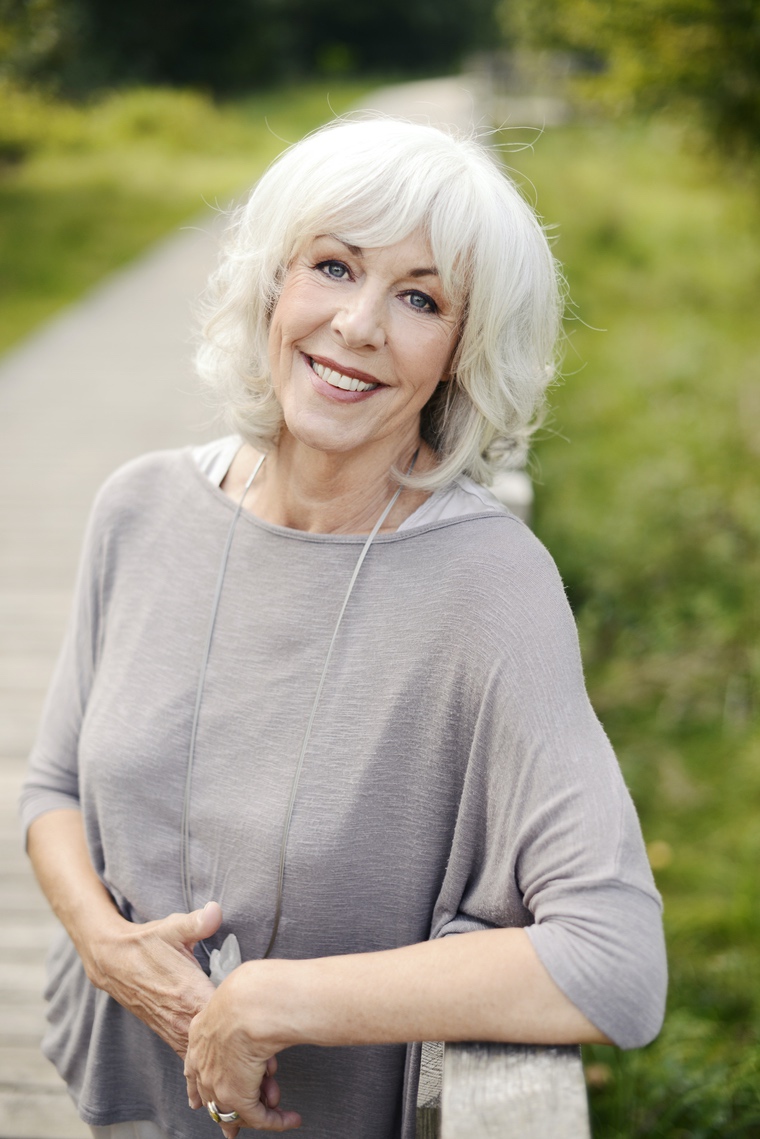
xmin=196 ymin=115 xmax=562 ymax=490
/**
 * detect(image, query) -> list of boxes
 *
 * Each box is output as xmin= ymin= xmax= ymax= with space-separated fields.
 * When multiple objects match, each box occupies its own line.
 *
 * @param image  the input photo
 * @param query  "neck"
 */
xmin=227 ymin=432 xmax=435 ymax=535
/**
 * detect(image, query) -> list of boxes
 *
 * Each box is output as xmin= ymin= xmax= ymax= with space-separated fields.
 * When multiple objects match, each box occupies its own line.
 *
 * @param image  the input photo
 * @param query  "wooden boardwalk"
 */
xmin=0 ymin=78 xmax=486 ymax=1137
xmin=0 ymin=224 xmax=221 ymax=1137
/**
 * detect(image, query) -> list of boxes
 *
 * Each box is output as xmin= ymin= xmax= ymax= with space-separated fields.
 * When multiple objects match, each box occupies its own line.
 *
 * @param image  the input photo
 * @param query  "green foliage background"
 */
xmin=499 ymin=0 xmax=760 ymax=156
xmin=0 ymin=0 xmax=496 ymax=92
xmin=507 ymin=120 xmax=760 ymax=1136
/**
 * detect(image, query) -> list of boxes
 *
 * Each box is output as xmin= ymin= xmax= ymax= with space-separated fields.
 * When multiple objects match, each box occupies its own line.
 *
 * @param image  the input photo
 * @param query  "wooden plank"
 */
xmin=417 ymin=1103 xmax=440 ymax=1139
xmin=0 ymin=922 xmax=59 ymax=953
xmin=0 ymin=961 xmax=47 ymax=993
xmin=0 ymin=1090 xmax=89 ymax=1139
xmin=0 ymin=881 xmax=50 ymax=912
xmin=0 ymin=1001 xmax=48 ymax=1043
xmin=416 ymin=1040 xmax=443 ymax=1139
xmin=441 ymin=1043 xmax=591 ymax=1139
xmin=0 ymin=1046 xmax=64 ymax=1088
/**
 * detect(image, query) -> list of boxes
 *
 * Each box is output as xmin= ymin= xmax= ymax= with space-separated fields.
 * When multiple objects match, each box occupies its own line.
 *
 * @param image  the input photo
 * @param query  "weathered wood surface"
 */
xmin=428 ymin=1042 xmax=591 ymax=1139
xmin=416 ymin=1040 xmax=444 ymax=1139
xmin=0 ymin=761 xmax=90 ymax=1137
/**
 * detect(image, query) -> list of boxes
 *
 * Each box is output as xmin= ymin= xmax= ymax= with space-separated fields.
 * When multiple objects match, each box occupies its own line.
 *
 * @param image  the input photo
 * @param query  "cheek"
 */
xmin=418 ymin=330 xmax=457 ymax=388
xmin=266 ymin=319 xmax=283 ymax=378
xmin=266 ymin=313 xmax=295 ymax=402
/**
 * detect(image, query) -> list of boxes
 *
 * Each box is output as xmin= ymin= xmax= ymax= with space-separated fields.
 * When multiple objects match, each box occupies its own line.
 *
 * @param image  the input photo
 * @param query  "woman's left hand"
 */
xmin=185 ymin=963 xmax=302 ymax=1134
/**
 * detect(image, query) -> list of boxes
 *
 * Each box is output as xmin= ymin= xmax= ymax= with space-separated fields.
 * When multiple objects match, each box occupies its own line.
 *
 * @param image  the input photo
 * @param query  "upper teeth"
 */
xmin=311 ymin=359 xmax=378 ymax=392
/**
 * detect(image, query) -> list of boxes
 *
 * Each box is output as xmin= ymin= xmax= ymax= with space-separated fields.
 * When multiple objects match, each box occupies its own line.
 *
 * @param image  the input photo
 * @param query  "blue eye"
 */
xmin=404 ymin=290 xmax=437 ymax=314
xmin=316 ymin=260 xmax=350 ymax=279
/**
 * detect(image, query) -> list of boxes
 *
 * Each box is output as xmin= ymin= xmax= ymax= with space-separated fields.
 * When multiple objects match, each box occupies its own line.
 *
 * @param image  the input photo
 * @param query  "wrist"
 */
xmin=75 ymin=906 xmax=131 ymax=990
xmin=224 ymin=957 xmax=322 ymax=1052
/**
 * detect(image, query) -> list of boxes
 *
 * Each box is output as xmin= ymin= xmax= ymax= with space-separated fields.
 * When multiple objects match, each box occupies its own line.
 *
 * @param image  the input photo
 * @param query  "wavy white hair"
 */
xmin=196 ymin=115 xmax=562 ymax=490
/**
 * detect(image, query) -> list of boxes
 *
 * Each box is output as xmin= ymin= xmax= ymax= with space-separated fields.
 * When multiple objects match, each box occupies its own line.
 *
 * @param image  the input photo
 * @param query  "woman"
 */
xmin=21 ymin=116 xmax=667 ymax=1139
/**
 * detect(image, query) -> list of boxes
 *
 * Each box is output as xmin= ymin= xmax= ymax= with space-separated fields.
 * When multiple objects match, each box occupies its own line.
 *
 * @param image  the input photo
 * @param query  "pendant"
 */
xmin=209 ymin=932 xmax=242 ymax=986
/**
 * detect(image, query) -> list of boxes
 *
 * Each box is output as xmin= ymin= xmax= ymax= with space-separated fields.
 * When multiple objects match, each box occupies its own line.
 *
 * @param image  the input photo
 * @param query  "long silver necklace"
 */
xmin=180 ymin=449 xmax=417 ymax=982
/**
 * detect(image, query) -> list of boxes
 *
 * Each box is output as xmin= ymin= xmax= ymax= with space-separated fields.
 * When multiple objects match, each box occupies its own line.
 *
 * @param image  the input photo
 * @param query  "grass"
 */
xmin=0 ymin=81 xmax=371 ymax=355
xmin=500 ymin=120 xmax=760 ymax=1136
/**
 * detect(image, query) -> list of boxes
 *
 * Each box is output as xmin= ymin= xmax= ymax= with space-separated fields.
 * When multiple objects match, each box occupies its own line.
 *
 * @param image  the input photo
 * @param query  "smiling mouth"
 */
xmin=308 ymin=357 xmax=380 ymax=393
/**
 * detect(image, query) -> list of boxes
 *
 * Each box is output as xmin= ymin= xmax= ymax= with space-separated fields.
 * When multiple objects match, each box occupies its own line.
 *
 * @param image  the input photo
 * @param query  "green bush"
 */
xmin=0 ymin=79 xmax=86 ymax=162
xmin=86 ymin=87 xmax=248 ymax=151
xmin=505 ymin=119 xmax=760 ymax=1137
xmin=498 ymin=0 xmax=760 ymax=157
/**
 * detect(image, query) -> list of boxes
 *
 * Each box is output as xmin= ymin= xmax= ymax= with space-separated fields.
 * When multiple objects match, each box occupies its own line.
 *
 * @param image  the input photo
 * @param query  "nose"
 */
xmin=331 ymin=283 xmax=386 ymax=351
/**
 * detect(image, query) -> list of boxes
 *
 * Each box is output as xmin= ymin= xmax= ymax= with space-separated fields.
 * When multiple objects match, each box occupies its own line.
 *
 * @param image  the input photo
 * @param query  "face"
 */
xmin=267 ymin=230 xmax=459 ymax=463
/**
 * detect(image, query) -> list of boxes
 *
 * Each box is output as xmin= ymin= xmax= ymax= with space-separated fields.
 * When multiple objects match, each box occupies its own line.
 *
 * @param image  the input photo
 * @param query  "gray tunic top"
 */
xmin=20 ymin=448 xmax=667 ymax=1139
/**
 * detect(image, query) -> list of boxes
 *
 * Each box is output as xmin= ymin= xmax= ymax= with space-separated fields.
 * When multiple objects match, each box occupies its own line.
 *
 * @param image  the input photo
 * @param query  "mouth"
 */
xmin=307 ymin=355 xmax=380 ymax=393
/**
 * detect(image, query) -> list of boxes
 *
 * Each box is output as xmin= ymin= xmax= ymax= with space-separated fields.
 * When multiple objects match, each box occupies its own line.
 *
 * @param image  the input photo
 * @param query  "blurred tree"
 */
xmin=498 ymin=0 xmax=760 ymax=155
xmin=1 ymin=0 xmax=498 ymax=93
xmin=0 ymin=0 xmax=68 ymax=80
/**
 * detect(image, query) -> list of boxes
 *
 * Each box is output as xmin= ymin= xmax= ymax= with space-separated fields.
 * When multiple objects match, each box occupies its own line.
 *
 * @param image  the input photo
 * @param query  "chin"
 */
xmin=281 ymin=417 xmax=366 ymax=458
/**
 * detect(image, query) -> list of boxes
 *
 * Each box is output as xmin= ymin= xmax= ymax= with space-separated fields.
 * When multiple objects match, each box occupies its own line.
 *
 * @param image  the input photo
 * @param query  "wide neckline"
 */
xmin=182 ymin=446 xmax=511 ymax=545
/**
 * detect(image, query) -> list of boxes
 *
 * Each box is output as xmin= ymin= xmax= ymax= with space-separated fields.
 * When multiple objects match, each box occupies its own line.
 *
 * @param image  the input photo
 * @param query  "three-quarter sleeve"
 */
xmin=430 ymin=529 xmax=667 ymax=1050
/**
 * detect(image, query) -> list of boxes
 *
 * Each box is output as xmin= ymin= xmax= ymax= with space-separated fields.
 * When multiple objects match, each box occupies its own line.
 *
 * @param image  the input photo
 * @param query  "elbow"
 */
xmin=566 ymin=956 xmax=667 ymax=1051
xmin=588 ymin=930 xmax=668 ymax=1050
xmin=610 ymin=957 xmax=668 ymax=1050
xmin=526 ymin=901 xmax=668 ymax=1051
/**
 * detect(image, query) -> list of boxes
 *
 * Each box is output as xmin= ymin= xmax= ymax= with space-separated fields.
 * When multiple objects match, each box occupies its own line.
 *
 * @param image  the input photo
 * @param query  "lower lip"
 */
xmin=304 ymin=355 xmax=383 ymax=403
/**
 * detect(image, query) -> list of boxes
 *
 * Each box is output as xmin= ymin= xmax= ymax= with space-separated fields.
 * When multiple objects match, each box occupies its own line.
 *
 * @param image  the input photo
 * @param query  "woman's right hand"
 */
xmin=83 ymin=901 xmax=223 ymax=1059
xmin=27 ymin=810 xmax=222 ymax=1061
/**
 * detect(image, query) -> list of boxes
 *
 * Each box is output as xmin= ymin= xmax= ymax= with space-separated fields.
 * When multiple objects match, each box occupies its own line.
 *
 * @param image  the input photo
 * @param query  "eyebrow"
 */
xmin=326 ymin=235 xmax=439 ymax=279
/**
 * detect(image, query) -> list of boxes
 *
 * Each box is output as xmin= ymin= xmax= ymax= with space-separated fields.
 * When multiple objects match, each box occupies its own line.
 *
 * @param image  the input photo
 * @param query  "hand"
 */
xmin=185 ymin=965 xmax=302 ymax=1133
xmin=85 ymin=900 xmax=223 ymax=1058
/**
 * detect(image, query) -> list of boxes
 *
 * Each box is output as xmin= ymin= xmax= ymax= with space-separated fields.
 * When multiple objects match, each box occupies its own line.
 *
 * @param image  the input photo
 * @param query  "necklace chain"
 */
xmin=180 ymin=449 xmax=417 ymax=961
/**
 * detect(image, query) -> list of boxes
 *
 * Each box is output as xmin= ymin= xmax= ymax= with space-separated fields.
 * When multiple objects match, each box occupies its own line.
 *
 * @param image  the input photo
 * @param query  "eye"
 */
xmin=402 ymin=290 xmax=438 ymax=314
xmin=315 ymin=259 xmax=351 ymax=280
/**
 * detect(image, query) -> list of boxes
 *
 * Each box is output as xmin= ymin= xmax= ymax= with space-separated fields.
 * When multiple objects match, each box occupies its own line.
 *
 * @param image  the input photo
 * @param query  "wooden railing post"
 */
xmin=416 ymin=1042 xmax=592 ymax=1139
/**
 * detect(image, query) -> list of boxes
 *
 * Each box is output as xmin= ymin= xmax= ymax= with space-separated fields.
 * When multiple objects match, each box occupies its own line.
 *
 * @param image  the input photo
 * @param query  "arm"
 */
xmin=21 ymin=479 xmax=233 ymax=1063
xmin=184 ymin=928 xmax=608 ymax=1132
xmin=27 ymin=808 xmax=220 ymax=1058
xmin=28 ymin=810 xmax=292 ymax=1124
xmin=185 ymin=537 xmax=665 ymax=1132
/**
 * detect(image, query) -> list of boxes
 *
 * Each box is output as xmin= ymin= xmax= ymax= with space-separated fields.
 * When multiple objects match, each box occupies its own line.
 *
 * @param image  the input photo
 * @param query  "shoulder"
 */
xmin=403 ymin=473 xmax=559 ymax=597
xmin=87 ymin=446 xmax=200 ymax=542
xmin=413 ymin=498 xmax=563 ymax=596
xmin=392 ymin=503 xmax=573 ymax=665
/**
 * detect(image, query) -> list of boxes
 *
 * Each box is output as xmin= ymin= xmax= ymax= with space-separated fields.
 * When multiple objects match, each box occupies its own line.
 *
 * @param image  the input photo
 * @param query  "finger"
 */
xmin=185 ymin=1070 xmax=202 ymax=1110
xmin=266 ymin=1055 xmax=278 ymax=1076
xmin=242 ymin=1104 xmax=302 ymax=1132
xmin=194 ymin=900 xmax=224 ymax=942
xmin=261 ymin=1073 xmax=281 ymax=1108
xmin=213 ymin=1090 xmax=300 ymax=1133
xmin=157 ymin=902 xmax=224 ymax=953
xmin=212 ymin=1099 xmax=243 ymax=1139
